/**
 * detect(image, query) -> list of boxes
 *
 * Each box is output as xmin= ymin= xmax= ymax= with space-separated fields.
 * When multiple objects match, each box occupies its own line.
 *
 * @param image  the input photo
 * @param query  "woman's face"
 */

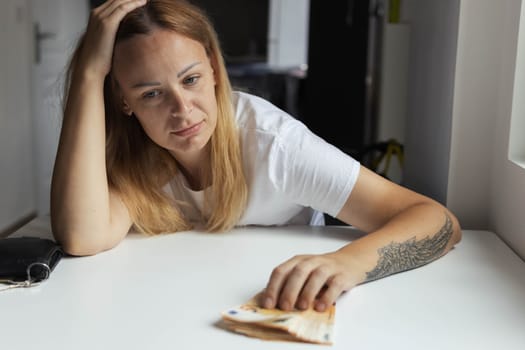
xmin=112 ymin=29 xmax=217 ymax=161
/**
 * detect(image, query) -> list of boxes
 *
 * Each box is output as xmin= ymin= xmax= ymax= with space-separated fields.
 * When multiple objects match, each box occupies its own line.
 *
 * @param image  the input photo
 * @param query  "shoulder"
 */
xmin=232 ymin=90 xmax=281 ymax=121
xmin=231 ymin=91 xmax=310 ymax=146
xmin=230 ymin=92 xmax=360 ymax=219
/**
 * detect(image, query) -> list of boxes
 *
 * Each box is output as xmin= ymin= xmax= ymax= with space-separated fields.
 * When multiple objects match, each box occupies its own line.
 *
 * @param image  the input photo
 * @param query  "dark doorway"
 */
xmin=299 ymin=0 xmax=373 ymax=160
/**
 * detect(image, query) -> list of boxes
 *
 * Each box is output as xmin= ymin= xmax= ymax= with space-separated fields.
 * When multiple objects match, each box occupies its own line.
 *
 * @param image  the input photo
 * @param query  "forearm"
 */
xmin=263 ymin=167 xmax=462 ymax=312
xmin=336 ymin=203 xmax=461 ymax=286
xmin=50 ymin=72 xmax=112 ymax=247
xmin=50 ymin=1 xmax=150 ymax=255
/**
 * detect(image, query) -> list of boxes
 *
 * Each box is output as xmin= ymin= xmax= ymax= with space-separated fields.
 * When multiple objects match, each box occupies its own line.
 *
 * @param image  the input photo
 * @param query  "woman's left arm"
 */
xmin=262 ymin=165 xmax=461 ymax=312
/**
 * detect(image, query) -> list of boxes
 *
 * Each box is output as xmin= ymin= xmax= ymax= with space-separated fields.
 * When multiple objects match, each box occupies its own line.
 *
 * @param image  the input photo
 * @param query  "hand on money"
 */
xmin=261 ymin=250 xmax=359 ymax=312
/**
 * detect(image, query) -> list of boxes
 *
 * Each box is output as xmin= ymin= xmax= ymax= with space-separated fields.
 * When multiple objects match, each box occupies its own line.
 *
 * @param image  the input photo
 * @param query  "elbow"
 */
xmin=59 ymin=240 xmax=105 ymax=257
xmin=453 ymin=224 xmax=462 ymax=245
xmin=55 ymin=236 xmax=105 ymax=256
xmin=52 ymin=226 xmax=112 ymax=257
xmin=51 ymin=213 xmax=121 ymax=256
xmin=446 ymin=209 xmax=462 ymax=248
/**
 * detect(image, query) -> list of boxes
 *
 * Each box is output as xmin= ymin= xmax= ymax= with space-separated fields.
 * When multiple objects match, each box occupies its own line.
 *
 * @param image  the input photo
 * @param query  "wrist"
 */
xmin=329 ymin=248 xmax=369 ymax=287
xmin=74 ymin=66 xmax=107 ymax=87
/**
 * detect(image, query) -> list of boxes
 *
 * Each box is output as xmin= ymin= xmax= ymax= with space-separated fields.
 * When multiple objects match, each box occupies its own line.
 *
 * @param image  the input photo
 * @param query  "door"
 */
xmin=300 ymin=0 xmax=373 ymax=159
xmin=0 ymin=0 xmax=34 ymax=234
xmin=31 ymin=0 xmax=88 ymax=215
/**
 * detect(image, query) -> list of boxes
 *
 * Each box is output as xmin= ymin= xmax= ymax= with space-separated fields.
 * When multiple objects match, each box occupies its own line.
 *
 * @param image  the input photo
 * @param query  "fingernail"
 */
xmin=315 ymin=302 xmax=326 ymax=312
xmin=297 ymin=300 xmax=308 ymax=310
xmin=263 ymin=297 xmax=273 ymax=309
xmin=281 ymin=301 xmax=291 ymax=311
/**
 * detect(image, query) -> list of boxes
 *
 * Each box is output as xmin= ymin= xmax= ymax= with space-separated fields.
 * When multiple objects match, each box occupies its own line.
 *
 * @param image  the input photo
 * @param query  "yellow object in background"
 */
xmin=389 ymin=0 xmax=401 ymax=23
xmin=362 ymin=139 xmax=404 ymax=183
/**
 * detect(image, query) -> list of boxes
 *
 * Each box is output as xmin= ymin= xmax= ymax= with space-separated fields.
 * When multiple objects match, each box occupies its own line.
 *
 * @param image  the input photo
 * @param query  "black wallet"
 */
xmin=0 ymin=237 xmax=64 ymax=283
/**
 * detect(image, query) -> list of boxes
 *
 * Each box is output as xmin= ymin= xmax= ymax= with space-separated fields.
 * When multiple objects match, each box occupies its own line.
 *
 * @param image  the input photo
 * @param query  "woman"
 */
xmin=51 ymin=0 xmax=461 ymax=313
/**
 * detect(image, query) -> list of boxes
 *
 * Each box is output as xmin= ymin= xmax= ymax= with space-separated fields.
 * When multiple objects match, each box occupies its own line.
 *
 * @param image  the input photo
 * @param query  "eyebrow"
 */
xmin=177 ymin=61 xmax=202 ymax=78
xmin=130 ymin=61 xmax=203 ymax=89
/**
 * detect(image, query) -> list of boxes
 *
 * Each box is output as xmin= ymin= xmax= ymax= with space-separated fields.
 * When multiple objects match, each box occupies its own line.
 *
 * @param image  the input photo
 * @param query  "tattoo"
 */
xmin=365 ymin=213 xmax=453 ymax=282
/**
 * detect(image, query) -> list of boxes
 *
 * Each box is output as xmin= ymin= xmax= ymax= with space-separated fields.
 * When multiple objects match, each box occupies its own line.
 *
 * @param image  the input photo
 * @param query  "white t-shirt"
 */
xmin=166 ymin=91 xmax=360 ymax=226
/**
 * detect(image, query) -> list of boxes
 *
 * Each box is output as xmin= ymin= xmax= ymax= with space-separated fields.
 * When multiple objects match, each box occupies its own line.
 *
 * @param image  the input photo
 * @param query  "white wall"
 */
xmin=402 ymin=0 xmax=460 ymax=205
xmin=377 ymin=22 xmax=410 ymax=144
xmin=0 ymin=0 xmax=36 ymax=233
xmin=403 ymin=0 xmax=525 ymax=258
xmin=268 ymin=0 xmax=310 ymax=69
xmin=448 ymin=0 xmax=525 ymax=258
xmin=446 ymin=1 xmax=501 ymax=230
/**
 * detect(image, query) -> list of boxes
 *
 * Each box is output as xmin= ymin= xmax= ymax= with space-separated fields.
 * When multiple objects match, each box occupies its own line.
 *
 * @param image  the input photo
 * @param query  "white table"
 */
xmin=2 ymin=217 xmax=525 ymax=349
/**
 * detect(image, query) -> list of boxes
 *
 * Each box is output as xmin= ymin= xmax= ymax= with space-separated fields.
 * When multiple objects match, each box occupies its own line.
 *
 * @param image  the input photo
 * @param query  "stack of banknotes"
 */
xmin=221 ymin=293 xmax=335 ymax=345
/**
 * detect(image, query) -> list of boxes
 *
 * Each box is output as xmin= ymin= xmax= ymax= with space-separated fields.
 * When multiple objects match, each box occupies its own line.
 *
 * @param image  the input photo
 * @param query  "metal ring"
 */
xmin=26 ymin=262 xmax=51 ymax=284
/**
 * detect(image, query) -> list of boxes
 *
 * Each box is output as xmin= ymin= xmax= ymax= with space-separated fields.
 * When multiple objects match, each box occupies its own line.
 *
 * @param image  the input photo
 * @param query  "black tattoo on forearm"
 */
xmin=365 ymin=213 xmax=453 ymax=282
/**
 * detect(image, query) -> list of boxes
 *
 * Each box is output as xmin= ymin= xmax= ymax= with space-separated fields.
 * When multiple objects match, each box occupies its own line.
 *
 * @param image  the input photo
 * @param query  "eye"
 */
xmin=183 ymin=75 xmax=199 ymax=86
xmin=142 ymin=90 xmax=161 ymax=99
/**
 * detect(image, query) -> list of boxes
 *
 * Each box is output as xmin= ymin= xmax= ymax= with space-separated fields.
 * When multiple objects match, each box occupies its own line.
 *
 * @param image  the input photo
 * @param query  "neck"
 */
xmin=170 ymin=146 xmax=211 ymax=191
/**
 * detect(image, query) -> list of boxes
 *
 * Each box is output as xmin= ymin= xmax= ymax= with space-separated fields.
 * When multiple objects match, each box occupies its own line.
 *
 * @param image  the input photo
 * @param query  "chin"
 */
xmin=170 ymin=135 xmax=211 ymax=153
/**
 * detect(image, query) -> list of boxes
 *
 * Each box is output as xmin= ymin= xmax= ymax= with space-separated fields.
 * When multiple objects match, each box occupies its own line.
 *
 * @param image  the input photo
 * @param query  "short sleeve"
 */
xmin=267 ymin=119 xmax=360 ymax=218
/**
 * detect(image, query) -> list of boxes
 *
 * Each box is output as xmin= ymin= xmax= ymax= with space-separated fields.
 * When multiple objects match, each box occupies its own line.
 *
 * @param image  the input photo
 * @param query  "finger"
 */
xmin=94 ymin=0 xmax=134 ymax=17
xmin=277 ymin=260 xmax=319 ymax=311
xmin=100 ymin=0 xmax=147 ymax=20
xmin=296 ymin=266 xmax=330 ymax=310
xmin=92 ymin=0 xmax=117 ymax=14
xmin=314 ymin=275 xmax=346 ymax=312
xmin=262 ymin=256 xmax=303 ymax=309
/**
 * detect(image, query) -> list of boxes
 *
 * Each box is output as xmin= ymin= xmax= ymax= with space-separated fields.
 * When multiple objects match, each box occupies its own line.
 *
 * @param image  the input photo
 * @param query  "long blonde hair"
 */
xmin=65 ymin=0 xmax=247 ymax=234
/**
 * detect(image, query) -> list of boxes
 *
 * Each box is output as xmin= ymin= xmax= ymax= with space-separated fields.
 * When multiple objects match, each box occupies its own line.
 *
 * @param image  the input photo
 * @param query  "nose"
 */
xmin=169 ymin=89 xmax=193 ymax=117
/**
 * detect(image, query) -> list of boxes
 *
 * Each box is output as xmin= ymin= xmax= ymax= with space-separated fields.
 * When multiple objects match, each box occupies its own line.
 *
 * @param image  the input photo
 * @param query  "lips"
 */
xmin=173 ymin=120 xmax=204 ymax=137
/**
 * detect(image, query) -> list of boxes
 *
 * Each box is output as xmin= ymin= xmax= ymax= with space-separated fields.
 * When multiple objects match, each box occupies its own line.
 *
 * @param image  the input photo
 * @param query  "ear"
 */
xmin=122 ymin=99 xmax=133 ymax=116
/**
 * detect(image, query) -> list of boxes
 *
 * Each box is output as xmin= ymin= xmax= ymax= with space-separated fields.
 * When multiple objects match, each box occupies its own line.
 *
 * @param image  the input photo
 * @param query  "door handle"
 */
xmin=34 ymin=22 xmax=56 ymax=64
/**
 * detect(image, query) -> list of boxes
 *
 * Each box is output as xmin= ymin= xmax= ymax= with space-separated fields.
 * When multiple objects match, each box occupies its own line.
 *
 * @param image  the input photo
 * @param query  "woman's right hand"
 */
xmin=77 ymin=0 xmax=147 ymax=80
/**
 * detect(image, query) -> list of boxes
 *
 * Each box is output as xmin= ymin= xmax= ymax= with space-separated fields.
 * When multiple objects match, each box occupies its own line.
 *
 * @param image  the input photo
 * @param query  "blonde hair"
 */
xmin=65 ymin=0 xmax=247 ymax=234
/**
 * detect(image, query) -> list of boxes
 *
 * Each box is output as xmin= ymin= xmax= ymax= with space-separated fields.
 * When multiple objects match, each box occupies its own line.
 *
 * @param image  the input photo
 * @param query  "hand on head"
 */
xmin=78 ymin=0 xmax=148 ymax=79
